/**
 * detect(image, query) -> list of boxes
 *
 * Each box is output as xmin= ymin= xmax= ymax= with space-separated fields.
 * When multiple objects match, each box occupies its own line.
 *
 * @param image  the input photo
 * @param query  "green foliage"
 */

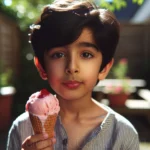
xmin=0 ymin=0 xmax=144 ymax=30
xmin=0 ymin=69 xmax=13 ymax=87
xmin=10 ymin=0 xmax=54 ymax=29
xmin=112 ymin=58 xmax=128 ymax=79
xmin=104 ymin=59 xmax=133 ymax=94
xmin=0 ymin=0 xmax=54 ymax=30
xmin=0 ymin=63 xmax=14 ymax=87
xmin=132 ymin=0 xmax=144 ymax=5
xmin=100 ymin=0 xmax=144 ymax=11
xmin=100 ymin=0 xmax=127 ymax=11
xmin=0 ymin=0 xmax=17 ymax=21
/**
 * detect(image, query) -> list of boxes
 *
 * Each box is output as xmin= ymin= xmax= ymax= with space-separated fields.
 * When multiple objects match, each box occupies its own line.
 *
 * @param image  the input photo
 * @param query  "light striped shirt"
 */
xmin=7 ymin=104 xmax=139 ymax=150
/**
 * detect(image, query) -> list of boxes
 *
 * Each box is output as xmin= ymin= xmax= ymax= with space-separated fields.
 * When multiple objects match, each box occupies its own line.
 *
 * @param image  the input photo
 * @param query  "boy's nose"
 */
xmin=65 ymin=57 xmax=79 ymax=74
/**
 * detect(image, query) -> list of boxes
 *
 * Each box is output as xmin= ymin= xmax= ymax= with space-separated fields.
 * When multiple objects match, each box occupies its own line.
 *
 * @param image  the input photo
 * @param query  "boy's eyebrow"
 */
xmin=77 ymin=42 xmax=99 ymax=51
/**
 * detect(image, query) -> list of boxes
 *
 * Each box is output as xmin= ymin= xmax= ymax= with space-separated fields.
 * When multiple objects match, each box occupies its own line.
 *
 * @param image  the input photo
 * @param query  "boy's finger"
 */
xmin=35 ymin=138 xmax=56 ymax=149
xmin=27 ymin=133 xmax=49 ymax=145
xmin=42 ymin=146 xmax=54 ymax=150
xmin=22 ymin=133 xmax=49 ymax=150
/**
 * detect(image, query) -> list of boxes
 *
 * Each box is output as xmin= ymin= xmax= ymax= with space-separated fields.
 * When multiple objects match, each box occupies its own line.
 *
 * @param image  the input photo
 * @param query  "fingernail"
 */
xmin=43 ymin=133 xmax=48 ymax=139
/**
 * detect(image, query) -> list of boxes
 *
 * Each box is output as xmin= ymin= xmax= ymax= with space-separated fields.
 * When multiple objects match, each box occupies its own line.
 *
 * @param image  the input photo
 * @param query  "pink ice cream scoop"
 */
xmin=26 ymin=89 xmax=60 ymax=116
xmin=26 ymin=89 xmax=60 ymax=137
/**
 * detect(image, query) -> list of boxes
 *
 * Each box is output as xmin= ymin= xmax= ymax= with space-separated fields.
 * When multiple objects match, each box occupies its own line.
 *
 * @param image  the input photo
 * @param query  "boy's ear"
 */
xmin=34 ymin=57 xmax=47 ymax=80
xmin=98 ymin=59 xmax=114 ymax=80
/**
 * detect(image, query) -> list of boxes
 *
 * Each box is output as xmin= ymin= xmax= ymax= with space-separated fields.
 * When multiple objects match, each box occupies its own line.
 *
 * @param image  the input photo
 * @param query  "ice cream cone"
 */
xmin=29 ymin=113 xmax=57 ymax=138
xmin=26 ymin=89 xmax=60 ymax=138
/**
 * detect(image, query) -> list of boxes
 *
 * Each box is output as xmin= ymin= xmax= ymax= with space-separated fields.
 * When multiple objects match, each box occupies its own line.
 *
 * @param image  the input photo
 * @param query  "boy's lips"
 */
xmin=63 ymin=80 xmax=82 ymax=89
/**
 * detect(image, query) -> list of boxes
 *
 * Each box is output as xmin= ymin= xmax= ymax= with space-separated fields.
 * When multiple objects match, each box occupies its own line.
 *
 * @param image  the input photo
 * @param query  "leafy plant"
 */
xmin=112 ymin=58 xmax=128 ymax=79
xmin=0 ymin=63 xmax=14 ymax=87
xmin=99 ymin=0 xmax=144 ymax=11
xmin=104 ymin=58 xmax=133 ymax=94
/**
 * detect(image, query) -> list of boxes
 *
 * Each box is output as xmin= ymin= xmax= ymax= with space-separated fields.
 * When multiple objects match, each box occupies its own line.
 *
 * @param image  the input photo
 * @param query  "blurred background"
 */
xmin=0 ymin=0 xmax=150 ymax=149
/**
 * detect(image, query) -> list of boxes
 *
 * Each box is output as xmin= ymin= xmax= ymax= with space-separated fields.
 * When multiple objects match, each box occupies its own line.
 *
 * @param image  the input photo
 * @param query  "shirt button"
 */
xmin=62 ymin=138 xmax=68 ymax=146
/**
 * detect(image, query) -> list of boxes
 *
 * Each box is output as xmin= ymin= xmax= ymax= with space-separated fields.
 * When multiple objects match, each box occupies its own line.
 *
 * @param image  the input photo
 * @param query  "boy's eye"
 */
xmin=81 ymin=52 xmax=93 ymax=58
xmin=51 ymin=52 xmax=65 ymax=58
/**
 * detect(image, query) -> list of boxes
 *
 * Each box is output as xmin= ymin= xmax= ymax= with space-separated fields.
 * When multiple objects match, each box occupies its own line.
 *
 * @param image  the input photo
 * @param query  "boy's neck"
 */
xmin=57 ymin=95 xmax=105 ymax=120
xmin=58 ymin=95 xmax=94 ymax=118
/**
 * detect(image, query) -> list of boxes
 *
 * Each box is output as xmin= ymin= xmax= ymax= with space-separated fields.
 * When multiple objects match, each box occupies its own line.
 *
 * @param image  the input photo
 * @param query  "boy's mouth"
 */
xmin=63 ymin=80 xmax=82 ymax=89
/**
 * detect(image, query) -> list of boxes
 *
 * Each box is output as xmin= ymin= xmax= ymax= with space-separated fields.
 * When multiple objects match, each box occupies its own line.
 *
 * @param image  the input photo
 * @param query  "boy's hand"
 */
xmin=21 ymin=133 xmax=56 ymax=150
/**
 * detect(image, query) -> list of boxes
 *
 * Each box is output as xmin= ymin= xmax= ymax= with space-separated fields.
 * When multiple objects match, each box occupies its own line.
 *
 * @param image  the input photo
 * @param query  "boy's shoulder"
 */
xmin=100 ymin=104 xmax=138 ymax=134
xmin=13 ymin=112 xmax=30 ymax=125
xmin=92 ymin=103 xmax=139 ymax=149
xmin=12 ymin=112 xmax=32 ymax=133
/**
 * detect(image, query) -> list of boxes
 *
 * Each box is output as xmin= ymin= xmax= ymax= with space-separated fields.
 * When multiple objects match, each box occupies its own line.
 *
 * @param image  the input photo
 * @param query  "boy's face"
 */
xmin=38 ymin=28 xmax=110 ymax=101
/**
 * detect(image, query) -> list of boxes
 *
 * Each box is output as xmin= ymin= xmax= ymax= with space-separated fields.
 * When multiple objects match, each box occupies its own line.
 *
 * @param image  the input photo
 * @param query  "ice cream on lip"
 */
xmin=26 ymin=89 xmax=60 ymax=119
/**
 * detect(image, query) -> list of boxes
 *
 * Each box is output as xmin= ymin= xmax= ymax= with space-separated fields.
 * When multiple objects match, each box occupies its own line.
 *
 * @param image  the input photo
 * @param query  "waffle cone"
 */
xmin=29 ymin=113 xmax=57 ymax=138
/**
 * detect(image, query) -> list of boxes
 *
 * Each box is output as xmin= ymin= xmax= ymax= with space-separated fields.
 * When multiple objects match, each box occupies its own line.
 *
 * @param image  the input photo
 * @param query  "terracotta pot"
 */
xmin=0 ymin=86 xmax=15 ymax=131
xmin=107 ymin=93 xmax=129 ymax=107
xmin=0 ymin=94 xmax=13 ymax=131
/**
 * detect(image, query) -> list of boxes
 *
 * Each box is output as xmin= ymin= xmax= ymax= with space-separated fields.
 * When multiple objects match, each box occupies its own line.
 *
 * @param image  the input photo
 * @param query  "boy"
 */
xmin=7 ymin=0 xmax=139 ymax=150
